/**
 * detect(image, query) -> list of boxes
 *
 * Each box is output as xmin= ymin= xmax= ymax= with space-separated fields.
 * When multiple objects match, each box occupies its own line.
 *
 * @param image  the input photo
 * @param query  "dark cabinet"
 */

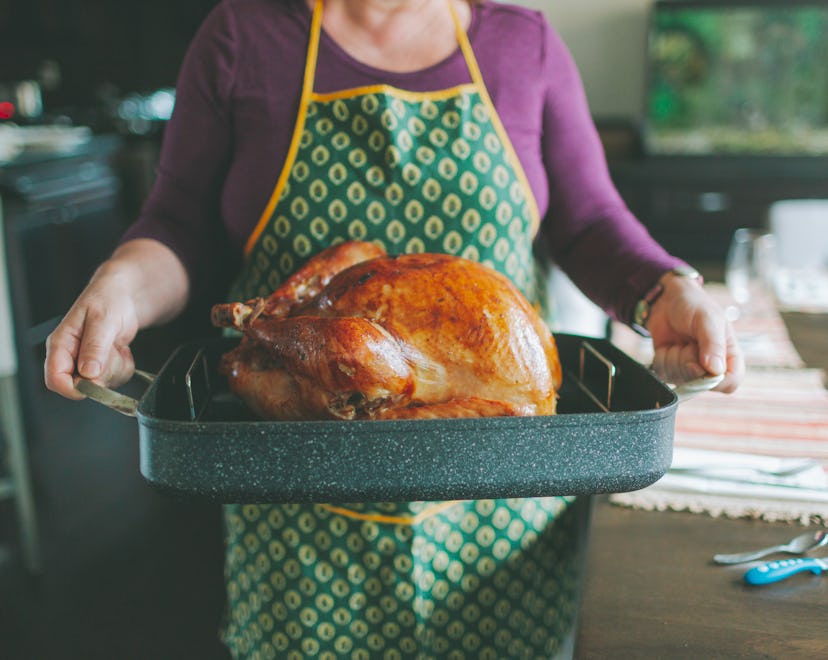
xmin=0 ymin=135 xmax=127 ymax=436
xmin=610 ymin=157 xmax=828 ymax=263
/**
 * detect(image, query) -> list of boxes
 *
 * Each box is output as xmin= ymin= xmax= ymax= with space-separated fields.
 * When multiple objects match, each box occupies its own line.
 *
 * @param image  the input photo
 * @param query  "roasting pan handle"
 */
xmin=75 ymin=369 xmax=156 ymax=417
xmin=671 ymin=374 xmax=724 ymax=402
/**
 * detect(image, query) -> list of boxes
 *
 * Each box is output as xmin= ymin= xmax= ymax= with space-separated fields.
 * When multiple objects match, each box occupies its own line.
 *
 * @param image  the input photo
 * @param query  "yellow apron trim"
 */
xmin=319 ymin=500 xmax=461 ymax=526
xmin=310 ymin=82 xmax=478 ymax=104
xmin=448 ymin=0 xmax=541 ymax=237
xmin=243 ymin=0 xmax=325 ymax=255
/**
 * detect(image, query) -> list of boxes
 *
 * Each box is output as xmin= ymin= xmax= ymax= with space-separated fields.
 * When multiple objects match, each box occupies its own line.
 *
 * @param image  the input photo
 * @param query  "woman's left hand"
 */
xmin=645 ymin=272 xmax=744 ymax=393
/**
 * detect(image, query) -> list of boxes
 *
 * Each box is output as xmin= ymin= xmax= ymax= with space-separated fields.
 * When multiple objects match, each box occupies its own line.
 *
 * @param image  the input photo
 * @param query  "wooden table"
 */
xmin=574 ymin=312 xmax=828 ymax=659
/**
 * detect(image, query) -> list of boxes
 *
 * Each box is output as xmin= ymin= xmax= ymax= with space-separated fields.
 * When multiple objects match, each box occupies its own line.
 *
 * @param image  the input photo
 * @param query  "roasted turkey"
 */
xmin=211 ymin=241 xmax=561 ymax=420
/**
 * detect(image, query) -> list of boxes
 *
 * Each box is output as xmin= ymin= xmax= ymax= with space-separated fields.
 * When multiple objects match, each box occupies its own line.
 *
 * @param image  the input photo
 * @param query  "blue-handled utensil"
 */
xmin=744 ymin=557 xmax=828 ymax=585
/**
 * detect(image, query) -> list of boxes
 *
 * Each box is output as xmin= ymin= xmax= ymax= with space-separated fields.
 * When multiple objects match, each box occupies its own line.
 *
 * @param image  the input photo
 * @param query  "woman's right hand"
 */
xmin=44 ymin=263 xmax=141 ymax=400
xmin=44 ymin=239 xmax=190 ymax=400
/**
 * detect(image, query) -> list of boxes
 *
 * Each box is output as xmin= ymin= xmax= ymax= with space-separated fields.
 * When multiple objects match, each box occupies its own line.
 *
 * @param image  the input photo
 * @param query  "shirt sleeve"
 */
xmin=535 ymin=20 xmax=683 ymax=323
xmin=119 ymin=2 xmax=240 ymax=301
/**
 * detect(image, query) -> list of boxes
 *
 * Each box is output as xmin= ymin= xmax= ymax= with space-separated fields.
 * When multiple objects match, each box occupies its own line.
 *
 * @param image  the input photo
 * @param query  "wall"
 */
xmin=516 ymin=0 xmax=652 ymax=119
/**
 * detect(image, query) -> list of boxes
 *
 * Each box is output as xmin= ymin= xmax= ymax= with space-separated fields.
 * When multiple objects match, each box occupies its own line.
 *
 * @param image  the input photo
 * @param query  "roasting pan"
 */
xmin=78 ymin=334 xmax=682 ymax=503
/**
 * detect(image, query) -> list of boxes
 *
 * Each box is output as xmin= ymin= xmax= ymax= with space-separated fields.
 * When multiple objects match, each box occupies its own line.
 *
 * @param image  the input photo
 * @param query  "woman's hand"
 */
xmin=45 ymin=266 xmax=140 ymax=399
xmin=645 ymin=272 xmax=744 ymax=393
xmin=45 ymin=239 xmax=190 ymax=400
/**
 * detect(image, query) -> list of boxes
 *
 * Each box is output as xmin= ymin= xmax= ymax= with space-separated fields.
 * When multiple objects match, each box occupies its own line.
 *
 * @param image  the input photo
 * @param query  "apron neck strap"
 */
xmin=305 ymin=0 xmax=486 ymax=91
xmin=447 ymin=0 xmax=486 ymax=88
xmin=303 ymin=0 xmax=325 ymax=103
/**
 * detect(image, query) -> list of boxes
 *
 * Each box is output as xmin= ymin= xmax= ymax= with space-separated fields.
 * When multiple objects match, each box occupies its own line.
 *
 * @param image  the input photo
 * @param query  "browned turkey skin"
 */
xmin=211 ymin=241 xmax=562 ymax=421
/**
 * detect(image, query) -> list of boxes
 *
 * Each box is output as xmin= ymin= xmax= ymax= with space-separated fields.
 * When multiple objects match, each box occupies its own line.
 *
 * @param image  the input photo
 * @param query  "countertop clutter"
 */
xmin=0 ymin=124 xmax=93 ymax=166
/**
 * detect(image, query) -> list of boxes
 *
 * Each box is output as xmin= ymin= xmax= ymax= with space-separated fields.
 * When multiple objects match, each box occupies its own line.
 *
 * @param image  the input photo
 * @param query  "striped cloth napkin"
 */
xmin=609 ymin=284 xmax=828 ymax=524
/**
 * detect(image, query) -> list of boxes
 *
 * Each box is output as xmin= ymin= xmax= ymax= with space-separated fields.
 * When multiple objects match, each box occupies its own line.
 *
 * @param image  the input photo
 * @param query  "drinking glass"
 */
xmin=725 ymin=228 xmax=776 ymax=315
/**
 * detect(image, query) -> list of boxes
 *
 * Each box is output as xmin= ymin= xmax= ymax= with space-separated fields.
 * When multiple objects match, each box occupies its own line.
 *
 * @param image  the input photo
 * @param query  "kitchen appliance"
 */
xmin=0 ymin=81 xmax=43 ymax=122
xmin=0 ymin=134 xmax=124 ymax=573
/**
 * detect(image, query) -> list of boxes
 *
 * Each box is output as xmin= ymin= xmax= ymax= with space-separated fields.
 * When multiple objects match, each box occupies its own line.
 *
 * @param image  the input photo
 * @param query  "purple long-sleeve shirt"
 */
xmin=122 ymin=0 xmax=681 ymax=322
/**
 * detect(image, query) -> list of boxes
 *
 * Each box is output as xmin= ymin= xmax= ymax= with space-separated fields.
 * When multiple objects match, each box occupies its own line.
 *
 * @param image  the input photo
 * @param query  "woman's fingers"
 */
xmin=690 ymin=307 xmax=728 ymax=378
xmin=666 ymin=303 xmax=743 ymax=392
xmin=45 ymin=297 xmax=139 ymax=400
xmin=652 ymin=330 xmax=744 ymax=393
xmin=651 ymin=343 xmax=708 ymax=386
xmin=103 ymin=343 xmax=136 ymax=389
xmin=713 ymin=323 xmax=745 ymax=393
xmin=647 ymin=273 xmax=745 ymax=393
xmin=76 ymin=303 xmax=122 ymax=380
xmin=44 ymin=313 xmax=86 ymax=400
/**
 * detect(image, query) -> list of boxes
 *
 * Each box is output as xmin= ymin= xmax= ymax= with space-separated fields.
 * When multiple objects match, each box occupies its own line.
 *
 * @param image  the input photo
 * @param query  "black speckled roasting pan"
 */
xmin=110 ymin=334 xmax=678 ymax=503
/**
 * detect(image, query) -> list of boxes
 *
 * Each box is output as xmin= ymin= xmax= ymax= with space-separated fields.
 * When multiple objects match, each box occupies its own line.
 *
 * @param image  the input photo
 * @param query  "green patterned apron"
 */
xmin=221 ymin=1 xmax=579 ymax=657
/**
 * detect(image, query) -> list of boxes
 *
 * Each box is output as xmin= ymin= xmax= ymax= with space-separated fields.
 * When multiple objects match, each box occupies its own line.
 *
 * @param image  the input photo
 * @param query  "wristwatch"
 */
xmin=632 ymin=265 xmax=702 ymax=336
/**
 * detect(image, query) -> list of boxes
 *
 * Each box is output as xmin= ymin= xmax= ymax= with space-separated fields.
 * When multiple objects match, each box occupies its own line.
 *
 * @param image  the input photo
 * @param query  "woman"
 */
xmin=45 ymin=0 xmax=743 ymax=657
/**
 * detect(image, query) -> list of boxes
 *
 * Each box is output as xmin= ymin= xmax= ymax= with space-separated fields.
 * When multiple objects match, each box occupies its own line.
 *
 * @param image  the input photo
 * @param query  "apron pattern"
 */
xmin=223 ymin=498 xmax=579 ymax=659
xmin=232 ymin=90 xmax=538 ymax=303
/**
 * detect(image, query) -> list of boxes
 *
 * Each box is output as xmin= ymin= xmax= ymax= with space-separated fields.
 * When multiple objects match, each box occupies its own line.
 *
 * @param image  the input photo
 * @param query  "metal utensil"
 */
xmin=670 ymin=460 xmax=820 ymax=479
xmin=713 ymin=529 xmax=828 ymax=565
xmin=744 ymin=557 xmax=828 ymax=585
xmin=672 ymin=374 xmax=724 ymax=402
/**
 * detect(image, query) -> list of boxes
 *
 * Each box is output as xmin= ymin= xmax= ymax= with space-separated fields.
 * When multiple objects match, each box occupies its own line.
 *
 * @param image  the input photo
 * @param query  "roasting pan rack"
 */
xmin=79 ymin=334 xmax=682 ymax=503
xmin=179 ymin=334 xmax=621 ymax=423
